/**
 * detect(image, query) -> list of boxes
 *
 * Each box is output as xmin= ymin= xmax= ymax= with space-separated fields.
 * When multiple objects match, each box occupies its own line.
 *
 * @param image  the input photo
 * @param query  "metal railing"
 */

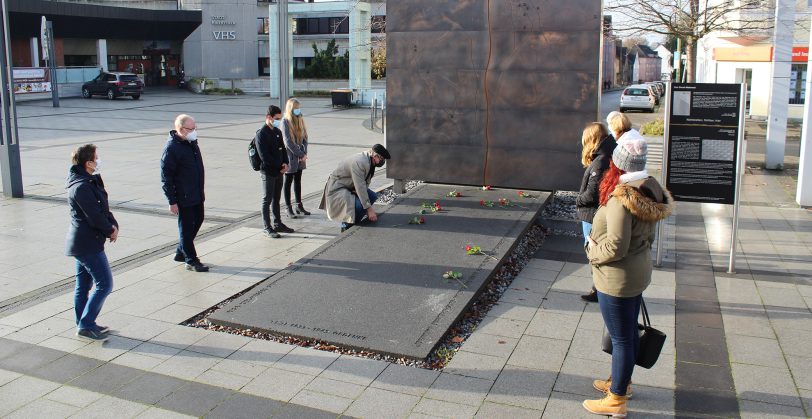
xmin=370 ymin=93 xmax=386 ymax=134
xmin=53 ymin=67 xmax=101 ymax=84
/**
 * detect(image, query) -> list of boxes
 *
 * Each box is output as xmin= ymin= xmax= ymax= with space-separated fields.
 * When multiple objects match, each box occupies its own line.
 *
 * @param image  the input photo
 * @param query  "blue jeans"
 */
xmin=342 ymin=189 xmax=378 ymax=228
xmin=74 ymin=251 xmax=114 ymax=331
xmin=582 ymin=221 xmax=592 ymax=246
xmin=597 ymin=291 xmax=642 ymax=396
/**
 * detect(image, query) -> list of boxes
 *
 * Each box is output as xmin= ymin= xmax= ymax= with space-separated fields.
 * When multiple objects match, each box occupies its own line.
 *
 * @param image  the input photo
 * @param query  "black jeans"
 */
xmin=177 ymin=203 xmax=204 ymax=264
xmin=284 ymin=170 xmax=303 ymax=207
xmin=261 ymin=172 xmax=283 ymax=229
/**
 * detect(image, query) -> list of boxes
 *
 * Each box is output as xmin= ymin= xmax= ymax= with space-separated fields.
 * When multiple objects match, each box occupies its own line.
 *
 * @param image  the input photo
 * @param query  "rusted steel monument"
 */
xmin=386 ymin=0 xmax=602 ymax=191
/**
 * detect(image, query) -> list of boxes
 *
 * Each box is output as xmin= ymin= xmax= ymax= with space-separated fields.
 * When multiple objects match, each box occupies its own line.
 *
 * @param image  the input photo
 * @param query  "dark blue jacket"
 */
xmin=65 ymin=166 xmax=118 ymax=257
xmin=161 ymin=130 xmax=205 ymax=207
xmin=255 ymin=123 xmax=289 ymax=176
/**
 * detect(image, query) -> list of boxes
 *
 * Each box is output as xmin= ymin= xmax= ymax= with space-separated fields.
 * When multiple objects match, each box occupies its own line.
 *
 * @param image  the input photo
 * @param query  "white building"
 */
xmin=696 ymin=0 xmax=811 ymax=118
xmin=654 ymin=44 xmax=673 ymax=80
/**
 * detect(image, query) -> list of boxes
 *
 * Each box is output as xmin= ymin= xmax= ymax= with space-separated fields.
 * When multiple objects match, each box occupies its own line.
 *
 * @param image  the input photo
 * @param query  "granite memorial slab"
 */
xmin=386 ymin=0 xmax=602 ymax=191
xmin=210 ymin=184 xmax=550 ymax=360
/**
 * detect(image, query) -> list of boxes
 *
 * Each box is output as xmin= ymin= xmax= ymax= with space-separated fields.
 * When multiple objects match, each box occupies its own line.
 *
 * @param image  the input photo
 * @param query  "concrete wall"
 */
xmin=183 ymin=0 xmax=258 ymax=79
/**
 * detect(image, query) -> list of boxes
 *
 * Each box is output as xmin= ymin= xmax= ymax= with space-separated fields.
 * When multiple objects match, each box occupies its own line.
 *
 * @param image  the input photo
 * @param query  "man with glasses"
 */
xmin=161 ymin=114 xmax=209 ymax=272
xmin=319 ymin=144 xmax=390 ymax=233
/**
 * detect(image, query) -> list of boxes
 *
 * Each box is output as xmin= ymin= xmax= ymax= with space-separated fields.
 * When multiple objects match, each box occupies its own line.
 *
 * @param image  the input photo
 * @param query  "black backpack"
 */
xmin=248 ymin=129 xmax=261 ymax=171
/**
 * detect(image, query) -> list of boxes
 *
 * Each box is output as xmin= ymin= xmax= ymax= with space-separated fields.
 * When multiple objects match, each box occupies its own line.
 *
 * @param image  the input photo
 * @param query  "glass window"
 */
xmin=257 ymin=17 xmax=269 ymax=35
xmin=371 ymin=16 xmax=386 ymax=33
xmin=790 ymin=63 xmax=806 ymax=105
xmin=319 ymin=18 xmax=329 ymax=34
xmin=258 ymin=58 xmax=270 ymax=76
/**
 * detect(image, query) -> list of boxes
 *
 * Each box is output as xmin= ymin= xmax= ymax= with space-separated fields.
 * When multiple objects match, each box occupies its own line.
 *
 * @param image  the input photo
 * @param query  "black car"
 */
xmin=82 ymin=72 xmax=143 ymax=100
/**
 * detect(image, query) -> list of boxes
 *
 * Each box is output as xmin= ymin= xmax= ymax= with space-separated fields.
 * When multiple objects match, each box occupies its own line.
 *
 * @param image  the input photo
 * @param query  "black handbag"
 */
xmin=601 ymin=299 xmax=666 ymax=369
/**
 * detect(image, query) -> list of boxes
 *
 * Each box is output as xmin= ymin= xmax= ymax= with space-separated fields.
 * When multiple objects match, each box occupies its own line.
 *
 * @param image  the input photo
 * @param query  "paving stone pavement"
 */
xmin=0 ymin=91 xmax=810 ymax=418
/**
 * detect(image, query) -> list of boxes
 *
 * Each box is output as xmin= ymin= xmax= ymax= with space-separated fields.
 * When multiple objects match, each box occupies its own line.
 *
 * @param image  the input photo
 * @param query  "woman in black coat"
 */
xmin=65 ymin=144 xmax=118 ymax=341
xmin=575 ymin=122 xmax=616 ymax=302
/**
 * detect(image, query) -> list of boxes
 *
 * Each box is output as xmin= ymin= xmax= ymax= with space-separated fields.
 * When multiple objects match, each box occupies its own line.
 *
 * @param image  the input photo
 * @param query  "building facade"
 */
xmin=7 ymin=0 xmax=385 ymax=94
xmin=696 ymin=0 xmax=809 ymax=118
xmin=631 ymin=44 xmax=662 ymax=84
xmin=8 ymin=0 xmax=199 ymax=87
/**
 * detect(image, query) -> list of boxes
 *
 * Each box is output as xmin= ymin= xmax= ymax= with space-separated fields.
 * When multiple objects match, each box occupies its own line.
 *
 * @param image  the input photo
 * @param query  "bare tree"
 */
xmin=606 ymin=0 xmax=773 ymax=82
xmin=622 ymin=36 xmax=649 ymax=49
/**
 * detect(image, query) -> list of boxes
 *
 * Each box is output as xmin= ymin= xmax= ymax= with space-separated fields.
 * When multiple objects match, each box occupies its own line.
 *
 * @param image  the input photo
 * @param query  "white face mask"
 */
xmin=93 ymin=159 xmax=101 ymax=173
xmin=185 ymin=129 xmax=198 ymax=142
xmin=272 ymin=119 xmax=281 ymax=128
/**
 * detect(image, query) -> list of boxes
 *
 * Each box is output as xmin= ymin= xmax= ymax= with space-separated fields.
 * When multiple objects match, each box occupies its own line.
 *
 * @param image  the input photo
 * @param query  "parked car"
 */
xmin=649 ymin=82 xmax=664 ymax=95
xmin=644 ymin=82 xmax=662 ymax=104
xmin=82 ymin=72 xmax=143 ymax=100
xmin=620 ymin=84 xmax=656 ymax=113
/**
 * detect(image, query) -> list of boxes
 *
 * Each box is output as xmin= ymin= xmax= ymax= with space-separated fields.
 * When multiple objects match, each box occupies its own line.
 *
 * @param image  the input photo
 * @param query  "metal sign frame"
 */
xmin=656 ymin=82 xmax=747 ymax=273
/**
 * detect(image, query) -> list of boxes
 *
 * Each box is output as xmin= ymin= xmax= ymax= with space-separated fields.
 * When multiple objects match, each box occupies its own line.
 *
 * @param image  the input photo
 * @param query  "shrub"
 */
xmin=294 ymin=39 xmax=350 ymax=79
xmin=202 ymin=88 xmax=243 ymax=95
xmin=293 ymin=90 xmax=331 ymax=97
xmin=640 ymin=118 xmax=664 ymax=136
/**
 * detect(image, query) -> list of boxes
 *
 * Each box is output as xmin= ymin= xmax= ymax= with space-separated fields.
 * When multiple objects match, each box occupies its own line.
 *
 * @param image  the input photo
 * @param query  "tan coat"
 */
xmin=587 ymin=177 xmax=674 ymax=297
xmin=318 ymin=151 xmax=375 ymax=224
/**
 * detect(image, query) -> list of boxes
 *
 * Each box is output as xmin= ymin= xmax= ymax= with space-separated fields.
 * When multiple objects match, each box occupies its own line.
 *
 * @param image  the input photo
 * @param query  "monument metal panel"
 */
xmin=210 ymin=184 xmax=549 ymax=360
xmin=386 ymin=0 xmax=602 ymax=191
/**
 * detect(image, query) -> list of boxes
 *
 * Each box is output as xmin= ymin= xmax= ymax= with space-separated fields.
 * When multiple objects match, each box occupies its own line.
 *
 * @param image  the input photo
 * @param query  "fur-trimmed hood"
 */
xmin=611 ymin=177 xmax=674 ymax=223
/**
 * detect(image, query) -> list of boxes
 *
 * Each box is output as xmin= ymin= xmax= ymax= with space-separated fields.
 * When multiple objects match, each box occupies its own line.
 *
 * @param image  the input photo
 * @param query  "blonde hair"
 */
xmin=284 ymin=98 xmax=307 ymax=145
xmin=581 ymin=123 xmax=609 ymax=167
xmin=607 ymin=112 xmax=631 ymax=137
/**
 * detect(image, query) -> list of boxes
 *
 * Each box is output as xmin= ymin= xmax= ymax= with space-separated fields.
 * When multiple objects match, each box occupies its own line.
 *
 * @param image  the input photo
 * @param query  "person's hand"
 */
xmin=169 ymin=204 xmax=179 ymax=215
xmin=110 ymin=225 xmax=119 ymax=243
xmin=366 ymin=207 xmax=378 ymax=222
xmin=303 ymin=155 xmax=308 ymax=162
xmin=587 ymin=236 xmax=597 ymax=249
xmin=280 ymin=163 xmax=288 ymax=174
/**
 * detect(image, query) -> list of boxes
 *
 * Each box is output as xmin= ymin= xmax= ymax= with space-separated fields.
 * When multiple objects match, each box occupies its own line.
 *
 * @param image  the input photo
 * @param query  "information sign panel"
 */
xmin=666 ymin=83 xmax=742 ymax=204
xmin=12 ymin=68 xmax=51 ymax=94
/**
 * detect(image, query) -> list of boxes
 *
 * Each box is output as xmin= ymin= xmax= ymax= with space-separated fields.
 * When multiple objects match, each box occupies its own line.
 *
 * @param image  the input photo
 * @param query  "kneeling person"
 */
xmin=319 ymin=144 xmax=390 ymax=232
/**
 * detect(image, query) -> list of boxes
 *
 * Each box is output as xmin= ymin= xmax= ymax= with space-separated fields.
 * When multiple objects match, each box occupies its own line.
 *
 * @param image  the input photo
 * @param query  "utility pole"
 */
xmin=43 ymin=19 xmax=59 ymax=108
xmin=0 ymin=0 xmax=23 ymax=197
xmin=674 ymin=38 xmax=682 ymax=82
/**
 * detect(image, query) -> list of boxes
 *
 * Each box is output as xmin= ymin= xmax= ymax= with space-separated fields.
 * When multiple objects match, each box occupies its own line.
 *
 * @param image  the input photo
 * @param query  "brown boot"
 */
xmin=593 ymin=376 xmax=633 ymax=398
xmin=583 ymin=391 xmax=628 ymax=418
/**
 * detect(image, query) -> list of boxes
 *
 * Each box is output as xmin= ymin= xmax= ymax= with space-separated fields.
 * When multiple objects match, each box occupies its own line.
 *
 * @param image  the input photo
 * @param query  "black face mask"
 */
xmin=375 ymin=159 xmax=385 ymax=168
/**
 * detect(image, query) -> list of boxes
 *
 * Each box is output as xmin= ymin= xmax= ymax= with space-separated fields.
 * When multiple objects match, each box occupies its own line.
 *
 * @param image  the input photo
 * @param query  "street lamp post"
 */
xmin=0 ymin=0 xmax=23 ymax=198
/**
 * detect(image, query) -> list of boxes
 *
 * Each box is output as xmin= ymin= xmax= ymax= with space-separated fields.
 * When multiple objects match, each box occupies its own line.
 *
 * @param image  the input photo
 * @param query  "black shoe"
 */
xmin=295 ymin=204 xmax=311 ymax=216
xmin=581 ymin=288 xmax=599 ymax=302
xmin=76 ymin=328 xmax=109 ymax=342
xmin=340 ymin=223 xmax=354 ymax=233
xmin=263 ymin=228 xmax=281 ymax=239
xmin=173 ymin=252 xmax=185 ymax=262
xmin=96 ymin=325 xmax=110 ymax=334
xmin=274 ymin=223 xmax=294 ymax=234
xmin=286 ymin=206 xmax=298 ymax=219
xmin=186 ymin=261 xmax=210 ymax=272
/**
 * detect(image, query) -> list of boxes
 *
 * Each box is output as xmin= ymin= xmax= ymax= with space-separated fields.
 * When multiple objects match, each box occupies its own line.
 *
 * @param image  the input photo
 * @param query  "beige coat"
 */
xmin=318 ymin=151 xmax=375 ymax=223
xmin=587 ymin=177 xmax=674 ymax=297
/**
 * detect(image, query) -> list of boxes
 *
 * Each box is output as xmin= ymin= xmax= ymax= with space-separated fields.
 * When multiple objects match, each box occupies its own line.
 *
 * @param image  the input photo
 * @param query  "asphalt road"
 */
xmin=601 ymin=88 xmax=665 ymax=129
